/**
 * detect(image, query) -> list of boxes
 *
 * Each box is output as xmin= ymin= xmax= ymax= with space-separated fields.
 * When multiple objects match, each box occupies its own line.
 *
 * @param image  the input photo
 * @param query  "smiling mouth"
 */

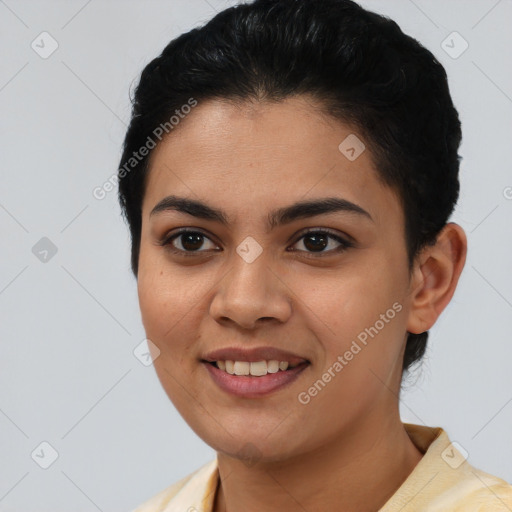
xmin=203 ymin=359 xmax=309 ymax=377
xmin=202 ymin=359 xmax=310 ymax=397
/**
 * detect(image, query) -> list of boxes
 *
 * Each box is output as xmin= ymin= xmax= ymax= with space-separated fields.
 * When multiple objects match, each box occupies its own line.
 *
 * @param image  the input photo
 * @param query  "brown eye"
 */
xmin=290 ymin=229 xmax=354 ymax=256
xmin=162 ymin=230 xmax=219 ymax=254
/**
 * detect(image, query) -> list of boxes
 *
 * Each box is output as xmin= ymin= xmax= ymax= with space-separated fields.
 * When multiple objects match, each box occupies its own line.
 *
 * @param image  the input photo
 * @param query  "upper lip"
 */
xmin=201 ymin=346 xmax=309 ymax=365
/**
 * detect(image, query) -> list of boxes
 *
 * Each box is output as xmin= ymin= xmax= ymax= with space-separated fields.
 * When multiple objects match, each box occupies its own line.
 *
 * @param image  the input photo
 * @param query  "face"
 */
xmin=137 ymin=95 xmax=416 ymax=463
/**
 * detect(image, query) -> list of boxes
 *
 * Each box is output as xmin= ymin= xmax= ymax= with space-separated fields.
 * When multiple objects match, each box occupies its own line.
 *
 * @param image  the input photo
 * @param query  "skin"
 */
xmin=137 ymin=95 xmax=467 ymax=512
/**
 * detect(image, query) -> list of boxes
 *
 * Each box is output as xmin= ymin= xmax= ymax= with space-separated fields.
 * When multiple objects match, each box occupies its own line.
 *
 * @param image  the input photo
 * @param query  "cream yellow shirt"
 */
xmin=132 ymin=423 xmax=512 ymax=511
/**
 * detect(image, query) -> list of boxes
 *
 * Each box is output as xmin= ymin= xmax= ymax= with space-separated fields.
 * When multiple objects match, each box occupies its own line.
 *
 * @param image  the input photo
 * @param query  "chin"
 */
xmin=201 ymin=425 xmax=305 ymax=464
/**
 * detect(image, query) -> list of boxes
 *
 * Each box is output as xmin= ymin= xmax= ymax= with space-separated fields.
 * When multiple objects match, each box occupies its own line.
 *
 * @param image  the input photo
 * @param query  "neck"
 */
xmin=213 ymin=411 xmax=423 ymax=512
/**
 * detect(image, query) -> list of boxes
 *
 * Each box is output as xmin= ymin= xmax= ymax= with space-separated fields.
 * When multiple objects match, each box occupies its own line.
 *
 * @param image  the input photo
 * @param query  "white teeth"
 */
xmin=214 ymin=359 xmax=300 ymax=376
xmin=248 ymin=360 xmax=266 ymax=376
xmin=266 ymin=360 xmax=279 ymax=373
xmin=233 ymin=361 xmax=250 ymax=376
xmin=225 ymin=360 xmax=235 ymax=374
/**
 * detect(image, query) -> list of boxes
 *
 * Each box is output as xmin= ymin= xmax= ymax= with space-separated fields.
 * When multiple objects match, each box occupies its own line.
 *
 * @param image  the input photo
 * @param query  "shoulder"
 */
xmin=131 ymin=458 xmax=218 ymax=512
xmin=381 ymin=424 xmax=512 ymax=511
xmin=448 ymin=468 xmax=512 ymax=511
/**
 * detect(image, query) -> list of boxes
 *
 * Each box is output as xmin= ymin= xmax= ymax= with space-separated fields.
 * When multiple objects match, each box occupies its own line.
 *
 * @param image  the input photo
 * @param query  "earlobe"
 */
xmin=406 ymin=223 xmax=467 ymax=334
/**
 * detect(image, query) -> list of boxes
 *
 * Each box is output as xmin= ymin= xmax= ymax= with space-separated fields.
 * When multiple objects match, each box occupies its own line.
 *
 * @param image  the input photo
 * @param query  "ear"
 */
xmin=406 ymin=222 xmax=467 ymax=334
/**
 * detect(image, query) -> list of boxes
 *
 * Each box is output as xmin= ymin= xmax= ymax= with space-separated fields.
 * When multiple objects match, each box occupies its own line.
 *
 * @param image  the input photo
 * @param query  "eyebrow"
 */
xmin=149 ymin=195 xmax=373 ymax=229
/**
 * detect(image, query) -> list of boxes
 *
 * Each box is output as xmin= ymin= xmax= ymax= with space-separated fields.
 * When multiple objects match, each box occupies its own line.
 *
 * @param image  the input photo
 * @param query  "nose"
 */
xmin=209 ymin=252 xmax=292 ymax=330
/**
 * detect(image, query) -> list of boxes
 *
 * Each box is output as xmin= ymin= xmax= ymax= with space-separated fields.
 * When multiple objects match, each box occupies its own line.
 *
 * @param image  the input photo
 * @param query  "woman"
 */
xmin=118 ymin=0 xmax=512 ymax=510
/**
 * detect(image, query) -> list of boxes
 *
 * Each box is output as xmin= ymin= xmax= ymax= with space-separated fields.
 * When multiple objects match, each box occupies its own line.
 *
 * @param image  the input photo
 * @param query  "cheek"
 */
xmin=136 ymin=256 xmax=212 ymax=362
xmin=137 ymin=252 xmax=184 ymax=351
xmin=138 ymin=281 xmax=187 ymax=346
xmin=297 ymin=266 xmax=400 ymax=337
xmin=293 ymin=259 xmax=407 ymax=378
xmin=136 ymin=266 xmax=201 ymax=402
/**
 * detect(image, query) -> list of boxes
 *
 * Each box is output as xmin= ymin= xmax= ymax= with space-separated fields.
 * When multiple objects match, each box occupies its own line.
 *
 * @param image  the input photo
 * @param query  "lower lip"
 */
xmin=203 ymin=361 xmax=309 ymax=398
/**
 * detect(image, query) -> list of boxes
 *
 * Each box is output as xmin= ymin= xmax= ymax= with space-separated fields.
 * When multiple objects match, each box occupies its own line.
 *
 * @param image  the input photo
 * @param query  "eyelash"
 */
xmin=159 ymin=228 xmax=354 ymax=258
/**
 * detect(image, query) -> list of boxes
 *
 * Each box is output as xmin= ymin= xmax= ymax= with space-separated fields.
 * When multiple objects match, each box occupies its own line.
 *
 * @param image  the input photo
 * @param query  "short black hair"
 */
xmin=117 ymin=0 xmax=462 ymax=376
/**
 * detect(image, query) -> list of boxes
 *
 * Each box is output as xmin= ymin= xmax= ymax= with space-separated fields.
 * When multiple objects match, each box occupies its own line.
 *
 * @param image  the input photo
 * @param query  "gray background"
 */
xmin=0 ymin=0 xmax=511 ymax=510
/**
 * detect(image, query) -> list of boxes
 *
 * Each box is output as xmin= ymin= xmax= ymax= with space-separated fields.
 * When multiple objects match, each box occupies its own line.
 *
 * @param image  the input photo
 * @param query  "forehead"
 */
xmin=143 ymin=96 xmax=401 ymax=228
